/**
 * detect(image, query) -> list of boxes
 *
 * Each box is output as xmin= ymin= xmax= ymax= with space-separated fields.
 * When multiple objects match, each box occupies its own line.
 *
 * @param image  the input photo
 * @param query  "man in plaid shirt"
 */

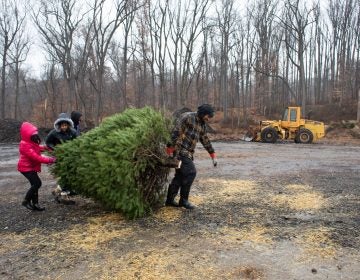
xmin=165 ymin=104 xmax=217 ymax=209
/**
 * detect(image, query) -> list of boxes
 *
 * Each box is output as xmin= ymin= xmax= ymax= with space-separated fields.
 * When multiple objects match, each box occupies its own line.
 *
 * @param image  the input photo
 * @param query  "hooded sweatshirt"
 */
xmin=70 ymin=111 xmax=82 ymax=136
xmin=18 ymin=122 xmax=55 ymax=172
xmin=45 ymin=113 xmax=77 ymax=150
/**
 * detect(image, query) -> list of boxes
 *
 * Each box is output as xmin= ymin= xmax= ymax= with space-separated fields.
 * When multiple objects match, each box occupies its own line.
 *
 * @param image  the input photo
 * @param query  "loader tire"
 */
xmin=261 ymin=127 xmax=278 ymax=143
xmin=295 ymin=128 xmax=313 ymax=144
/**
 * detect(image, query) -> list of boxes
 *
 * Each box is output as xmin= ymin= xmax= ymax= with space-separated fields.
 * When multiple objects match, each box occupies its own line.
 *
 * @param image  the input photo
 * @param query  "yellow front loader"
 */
xmin=249 ymin=106 xmax=325 ymax=144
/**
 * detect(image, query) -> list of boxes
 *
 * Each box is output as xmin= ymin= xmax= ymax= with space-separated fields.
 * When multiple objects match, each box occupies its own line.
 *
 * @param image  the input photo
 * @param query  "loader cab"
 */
xmin=281 ymin=107 xmax=301 ymax=129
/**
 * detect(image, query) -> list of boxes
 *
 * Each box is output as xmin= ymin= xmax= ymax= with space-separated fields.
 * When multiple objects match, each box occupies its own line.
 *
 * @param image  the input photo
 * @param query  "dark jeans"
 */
xmin=21 ymin=171 xmax=42 ymax=204
xmin=167 ymin=155 xmax=197 ymax=201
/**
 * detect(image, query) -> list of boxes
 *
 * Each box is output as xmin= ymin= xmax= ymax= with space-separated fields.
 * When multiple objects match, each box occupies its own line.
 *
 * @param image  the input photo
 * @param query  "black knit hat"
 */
xmin=197 ymin=104 xmax=215 ymax=118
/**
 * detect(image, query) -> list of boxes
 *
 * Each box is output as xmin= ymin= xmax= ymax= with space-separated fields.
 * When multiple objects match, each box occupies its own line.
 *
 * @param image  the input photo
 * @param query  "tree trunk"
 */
xmin=1 ymin=49 xmax=6 ymax=118
xmin=357 ymin=87 xmax=360 ymax=123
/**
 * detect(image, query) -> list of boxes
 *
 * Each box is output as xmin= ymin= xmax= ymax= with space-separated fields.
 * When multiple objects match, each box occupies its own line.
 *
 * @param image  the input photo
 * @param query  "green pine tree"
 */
xmin=51 ymin=107 xmax=172 ymax=219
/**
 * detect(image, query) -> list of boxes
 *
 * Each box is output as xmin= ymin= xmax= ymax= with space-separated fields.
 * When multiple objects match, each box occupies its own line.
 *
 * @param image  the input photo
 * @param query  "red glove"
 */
xmin=210 ymin=153 xmax=216 ymax=159
xmin=166 ymin=147 xmax=175 ymax=156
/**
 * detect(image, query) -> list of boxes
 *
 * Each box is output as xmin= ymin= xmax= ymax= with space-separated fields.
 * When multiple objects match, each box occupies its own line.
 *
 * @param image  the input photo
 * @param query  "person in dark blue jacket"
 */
xmin=46 ymin=113 xmax=77 ymax=203
xmin=46 ymin=113 xmax=77 ymax=150
xmin=71 ymin=111 xmax=82 ymax=136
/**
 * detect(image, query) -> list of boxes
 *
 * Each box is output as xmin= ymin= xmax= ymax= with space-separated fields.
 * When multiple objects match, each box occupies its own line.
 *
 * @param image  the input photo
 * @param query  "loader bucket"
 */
xmin=242 ymin=129 xmax=260 ymax=142
xmin=241 ymin=135 xmax=254 ymax=142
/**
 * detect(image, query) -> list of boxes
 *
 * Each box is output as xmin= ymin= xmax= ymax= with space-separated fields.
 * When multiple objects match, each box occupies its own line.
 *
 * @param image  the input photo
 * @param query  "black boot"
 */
xmin=23 ymin=187 xmax=36 ymax=210
xmin=22 ymin=200 xmax=34 ymax=210
xmin=179 ymin=197 xmax=195 ymax=209
xmin=165 ymin=199 xmax=179 ymax=207
xmin=165 ymin=184 xmax=180 ymax=207
xmin=32 ymin=192 xmax=45 ymax=211
xmin=32 ymin=203 xmax=45 ymax=211
xmin=179 ymin=183 xmax=195 ymax=209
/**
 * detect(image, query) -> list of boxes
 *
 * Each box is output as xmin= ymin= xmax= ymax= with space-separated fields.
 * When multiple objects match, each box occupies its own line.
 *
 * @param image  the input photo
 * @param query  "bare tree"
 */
xmin=138 ymin=0 xmax=157 ymax=108
xmin=249 ymin=0 xmax=279 ymax=115
xmin=132 ymin=3 xmax=154 ymax=108
xmin=280 ymin=0 xmax=315 ymax=115
xmin=356 ymin=4 xmax=360 ymax=122
xmin=89 ymin=0 xmax=135 ymax=124
xmin=215 ymin=0 xmax=236 ymax=121
xmin=328 ymin=0 xmax=357 ymax=106
xmin=40 ymin=62 xmax=62 ymax=126
xmin=179 ymin=0 xmax=211 ymax=107
xmin=8 ymin=23 xmax=30 ymax=119
xmin=194 ymin=21 xmax=212 ymax=106
xmin=357 ymin=86 xmax=360 ymax=123
xmin=229 ymin=18 xmax=247 ymax=127
xmin=109 ymin=0 xmax=137 ymax=112
xmin=71 ymin=25 xmax=94 ymax=123
xmin=149 ymin=0 xmax=171 ymax=110
xmin=167 ymin=0 xmax=187 ymax=109
xmin=32 ymin=0 xmax=86 ymax=115
xmin=0 ymin=0 xmax=25 ymax=118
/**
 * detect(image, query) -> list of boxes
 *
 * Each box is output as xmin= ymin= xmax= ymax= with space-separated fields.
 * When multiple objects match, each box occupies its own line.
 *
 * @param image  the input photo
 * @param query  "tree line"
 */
xmin=0 ymin=0 xmax=359 ymax=127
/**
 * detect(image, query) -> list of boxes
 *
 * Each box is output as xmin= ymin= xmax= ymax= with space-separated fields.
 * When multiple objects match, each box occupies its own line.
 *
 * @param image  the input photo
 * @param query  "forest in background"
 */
xmin=0 ymin=0 xmax=359 ymax=128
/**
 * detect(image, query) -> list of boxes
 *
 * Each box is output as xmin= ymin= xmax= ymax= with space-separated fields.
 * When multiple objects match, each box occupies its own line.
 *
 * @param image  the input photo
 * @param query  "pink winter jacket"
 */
xmin=17 ymin=122 xmax=55 ymax=173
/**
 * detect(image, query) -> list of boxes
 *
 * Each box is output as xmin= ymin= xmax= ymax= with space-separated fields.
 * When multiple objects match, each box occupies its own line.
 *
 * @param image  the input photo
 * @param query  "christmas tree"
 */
xmin=51 ymin=107 xmax=173 ymax=219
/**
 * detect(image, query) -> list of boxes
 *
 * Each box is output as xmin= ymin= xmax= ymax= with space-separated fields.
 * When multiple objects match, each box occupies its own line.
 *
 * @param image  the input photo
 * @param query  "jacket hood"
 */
xmin=54 ymin=113 xmax=74 ymax=131
xmin=71 ymin=111 xmax=82 ymax=125
xmin=20 ymin=122 xmax=38 ymax=142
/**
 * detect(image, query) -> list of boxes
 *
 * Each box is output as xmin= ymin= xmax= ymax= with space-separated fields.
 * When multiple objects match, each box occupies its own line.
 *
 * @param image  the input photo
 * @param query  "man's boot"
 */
xmin=179 ymin=197 xmax=195 ymax=209
xmin=165 ymin=184 xmax=180 ymax=207
xmin=179 ymin=185 xmax=195 ymax=209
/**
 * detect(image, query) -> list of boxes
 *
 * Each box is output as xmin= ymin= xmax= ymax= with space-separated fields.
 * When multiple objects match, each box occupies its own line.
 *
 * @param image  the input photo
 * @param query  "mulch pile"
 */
xmin=0 ymin=119 xmax=51 ymax=143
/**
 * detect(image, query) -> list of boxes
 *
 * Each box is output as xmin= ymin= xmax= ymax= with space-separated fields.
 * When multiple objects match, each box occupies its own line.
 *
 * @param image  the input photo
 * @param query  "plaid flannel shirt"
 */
xmin=170 ymin=112 xmax=215 ymax=159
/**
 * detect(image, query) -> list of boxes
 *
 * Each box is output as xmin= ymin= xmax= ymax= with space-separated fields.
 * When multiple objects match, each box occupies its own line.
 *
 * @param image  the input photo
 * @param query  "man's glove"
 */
xmin=166 ymin=146 xmax=175 ymax=157
xmin=210 ymin=153 xmax=217 ymax=167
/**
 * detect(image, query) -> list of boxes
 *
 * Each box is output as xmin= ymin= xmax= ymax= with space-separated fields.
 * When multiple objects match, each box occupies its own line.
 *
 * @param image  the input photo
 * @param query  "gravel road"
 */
xmin=0 ymin=141 xmax=359 ymax=279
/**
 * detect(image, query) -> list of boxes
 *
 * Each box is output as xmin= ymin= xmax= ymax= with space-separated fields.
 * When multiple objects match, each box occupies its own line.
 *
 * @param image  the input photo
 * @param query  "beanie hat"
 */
xmin=197 ymin=104 xmax=215 ymax=118
xmin=71 ymin=111 xmax=82 ymax=126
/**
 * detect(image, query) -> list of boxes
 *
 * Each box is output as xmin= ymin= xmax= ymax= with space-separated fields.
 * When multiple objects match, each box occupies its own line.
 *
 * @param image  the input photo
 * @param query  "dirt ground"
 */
xmin=1 ymin=136 xmax=360 ymax=279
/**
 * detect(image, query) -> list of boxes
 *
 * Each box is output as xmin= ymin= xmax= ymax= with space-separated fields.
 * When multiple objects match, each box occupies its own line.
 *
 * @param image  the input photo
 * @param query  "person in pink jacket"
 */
xmin=18 ymin=122 xmax=56 ymax=211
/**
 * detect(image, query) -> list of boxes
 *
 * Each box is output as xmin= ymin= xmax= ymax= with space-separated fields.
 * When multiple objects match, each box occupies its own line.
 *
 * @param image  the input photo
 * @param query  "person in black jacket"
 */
xmin=46 ymin=113 xmax=77 ymax=150
xmin=46 ymin=113 xmax=77 ymax=203
xmin=70 ymin=111 xmax=82 ymax=136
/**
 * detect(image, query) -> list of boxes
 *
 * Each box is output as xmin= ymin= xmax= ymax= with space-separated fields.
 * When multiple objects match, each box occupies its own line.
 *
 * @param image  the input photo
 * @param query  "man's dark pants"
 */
xmin=167 ymin=155 xmax=197 ymax=202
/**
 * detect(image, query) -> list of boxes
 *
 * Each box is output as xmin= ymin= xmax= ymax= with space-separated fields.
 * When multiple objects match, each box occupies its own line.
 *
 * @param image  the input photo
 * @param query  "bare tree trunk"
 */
xmin=142 ymin=0 xmax=156 ymax=108
xmin=0 ymin=0 xmax=24 ymax=118
xmin=1 ymin=49 xmax=6 ymax=118
xmin=179 ymin=0 xmax=211 ymax=107
xmin=281 ymin=0 xmax=315 ymax=116
xmin=217 ymin=0 xmax=235 ymax=122
xmin=89 ymin=0 xmax=133 ymax=124
xmin=357 ymin=87 xmax=360 ymax=123
xmin=33 ymin=0 xmax=84 ymax=112
xmin=120 ymin=1 xmax=136 ymax=111
xmin=167 ymin=0 xmax=185 ymax=109
xmin=150 ymin=0 xmax=170 ymax=110
xmin=10 ymin=29 xmax=30 ymax=119
xmin=135 ymin=11 xmax=151 ymax=108
xmin=250 ymin=0 xmax=278 ymax=115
